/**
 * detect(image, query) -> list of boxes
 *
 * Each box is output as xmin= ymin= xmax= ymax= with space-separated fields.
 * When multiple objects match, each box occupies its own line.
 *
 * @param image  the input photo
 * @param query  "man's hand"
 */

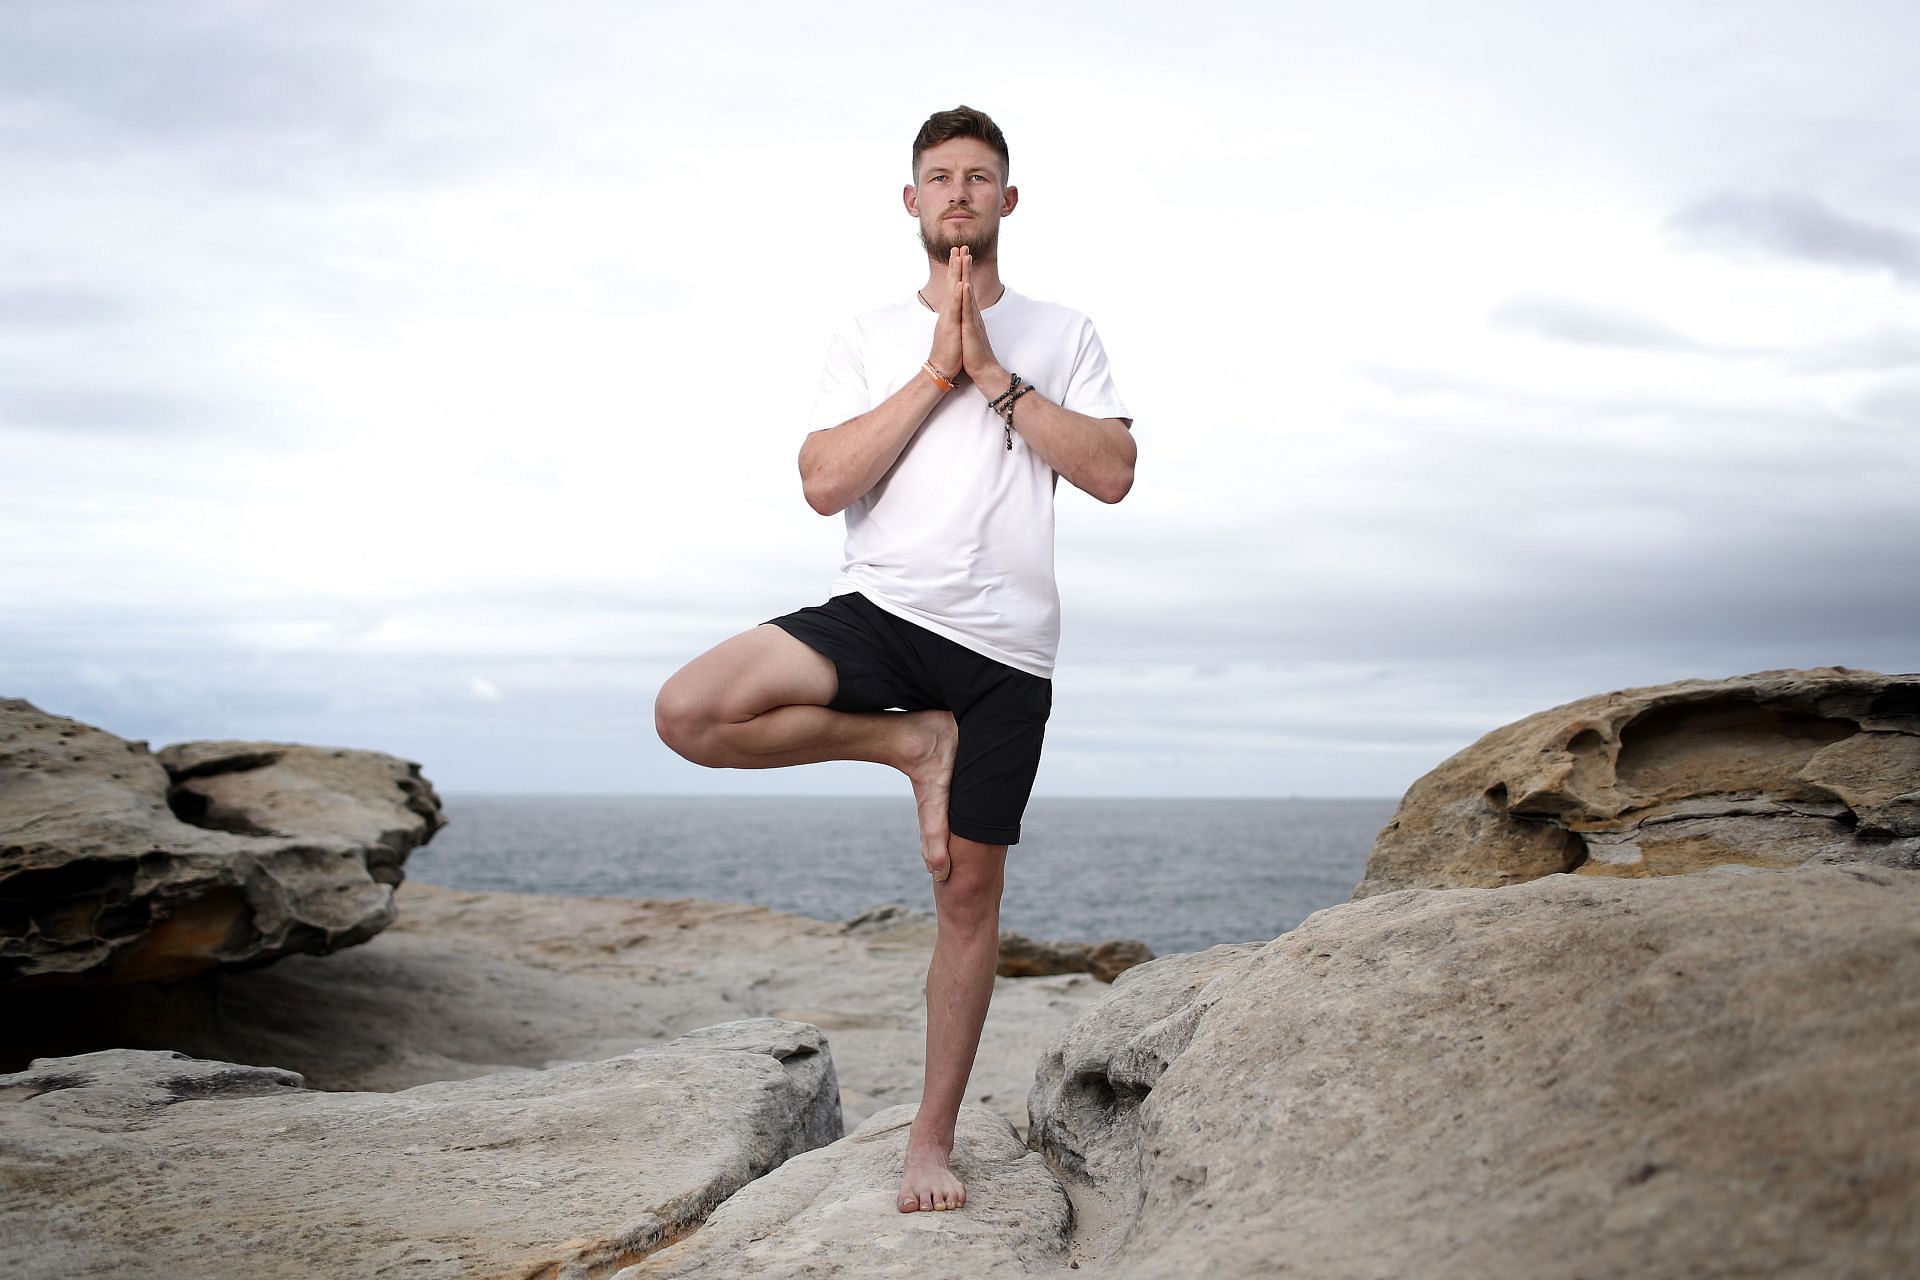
xmin=955 ymin=247 xmax=1006 ymax=389
xmin=928 ymin=248 xmax=964 ymax=384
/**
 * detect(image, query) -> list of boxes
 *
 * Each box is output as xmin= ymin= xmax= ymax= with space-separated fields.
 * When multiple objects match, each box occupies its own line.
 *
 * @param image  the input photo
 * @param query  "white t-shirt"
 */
xmin=808 ymin=289 xmax=1131 ymax=678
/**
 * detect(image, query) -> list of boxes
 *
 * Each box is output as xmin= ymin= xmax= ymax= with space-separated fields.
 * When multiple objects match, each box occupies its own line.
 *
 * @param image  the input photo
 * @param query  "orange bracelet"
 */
xmin=921 ymin=361 xmax=954 ymax=393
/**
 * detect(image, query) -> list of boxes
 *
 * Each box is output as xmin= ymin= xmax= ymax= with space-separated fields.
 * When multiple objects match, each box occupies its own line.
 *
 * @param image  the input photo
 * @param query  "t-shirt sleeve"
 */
xmin=1062 ymin=317 xmax=1133 ymax=427
xmin=807 ymin=325 xmax=871 ymax=434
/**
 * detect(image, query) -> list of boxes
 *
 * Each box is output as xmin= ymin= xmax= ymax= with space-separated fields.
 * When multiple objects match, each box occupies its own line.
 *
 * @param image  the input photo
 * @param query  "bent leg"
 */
xmin=899 ymin=834 xmax=1006 ymax=1212
xmin=658 ymin=624 xmax=847 ymax=767
xmin=654 ymin=624 xmax=960 ymax=878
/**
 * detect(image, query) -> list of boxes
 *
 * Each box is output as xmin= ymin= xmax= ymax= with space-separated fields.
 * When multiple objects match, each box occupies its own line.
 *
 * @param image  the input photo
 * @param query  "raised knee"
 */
xmin=654 ymin=680 xmax=718 ymax=763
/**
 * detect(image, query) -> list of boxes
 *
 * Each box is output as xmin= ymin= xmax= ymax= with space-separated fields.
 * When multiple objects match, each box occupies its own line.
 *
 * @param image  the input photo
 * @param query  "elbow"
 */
xmin=798 ymin=440 xmax=846 ymax=516
xmin=802 ymin=475 xmax=845 ymax=517
xmin=1092 ymin=460 xmax=1134 ymax=505
xmin=1089 ymin=424 xmax=1136 ymax=503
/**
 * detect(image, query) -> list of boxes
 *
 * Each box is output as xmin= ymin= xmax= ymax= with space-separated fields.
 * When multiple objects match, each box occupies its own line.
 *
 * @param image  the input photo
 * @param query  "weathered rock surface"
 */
xmin=6 ymin=879 xmax=1110 ymax=1138
xmin=997 ymin=930 xmax=1154 ymax=984
xmin=617 ymin=1104 xmax=1071 ymax=1278
xmin=0 ymin=699 xmax=443 ymax=987
xmin=1357 ymin=667 xmax=1920 ymax=897
xmin=0 ymin=1019 xmax=839 ymax=1280
xmin=845 ymin=903 xmax=1154 ymax=983
xmin=157 ymin=737 xmax=444 ymax=853
xmin=1029 ymin=864 xmax=1920 ymax=1279
xmin=1028 ymin=941 xmax=1262 ymax=1210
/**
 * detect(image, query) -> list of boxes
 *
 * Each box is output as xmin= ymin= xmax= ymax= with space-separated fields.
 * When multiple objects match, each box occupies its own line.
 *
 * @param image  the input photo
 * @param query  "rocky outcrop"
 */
xmin=1357 ymin=667 xmax=1920 ymax=897
xmin=996 ymin=931 xmax=1153 ymax=984
xmin=157 ymin=738 xmax=444 ymax=854
xmin=0 ymin=1019 xmax=840 ymax=1280
xmin=617 ymin=1104 xmax=1071 ymax=1278
xmin=843 ymin=903 xmax=1155 ymax=983
xmin=0 ymin=699 xmax=443 ymax=987
xmin=1027 ymin=864 xmax=1920 ymax=1278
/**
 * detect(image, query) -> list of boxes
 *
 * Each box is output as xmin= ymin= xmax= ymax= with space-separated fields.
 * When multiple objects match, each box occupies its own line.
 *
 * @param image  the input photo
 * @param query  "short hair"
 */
xmin=911 ymin=105 xmax=1010 ymax=182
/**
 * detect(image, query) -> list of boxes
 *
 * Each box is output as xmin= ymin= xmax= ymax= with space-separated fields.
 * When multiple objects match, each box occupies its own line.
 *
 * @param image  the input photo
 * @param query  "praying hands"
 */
xmin=928 ymin=246 xmax=1010 ymax=396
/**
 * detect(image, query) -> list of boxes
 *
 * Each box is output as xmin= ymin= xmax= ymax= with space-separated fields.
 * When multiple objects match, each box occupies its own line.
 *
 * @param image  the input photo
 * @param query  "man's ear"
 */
xmin=1002 ymin=185 xmax=1019 ymax=216
xmin=904 ymin=183 xmax=920 ymax=216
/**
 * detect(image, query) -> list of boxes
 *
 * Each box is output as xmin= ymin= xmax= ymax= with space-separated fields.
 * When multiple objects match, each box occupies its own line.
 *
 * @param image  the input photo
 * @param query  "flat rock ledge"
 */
xmin=617 ymin=1103 xmax=1071 ymax=1279
xmin=0 ymin=698 xmax=444 ymax=987
xmin=1028 ymin=863 xmax=1920 ymax=1279
xmin=1357 ymin=667 xmax=1920 ymax=897
xmin=0 ymin=1018 xmax=840 ymax=1280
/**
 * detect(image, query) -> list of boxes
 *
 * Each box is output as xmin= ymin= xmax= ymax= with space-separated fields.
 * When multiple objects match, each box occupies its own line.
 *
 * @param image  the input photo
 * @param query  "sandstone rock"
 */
xmin=1028 ymin=864 xmax=1920 ymax=1278
xmin=1357 ymin=667 xmax=1920 ymax=897
xmin=0 ymin=1019 xmax=840 ymax=1280
xmin=996 ymin=930 xmax=1153 ymax=983
xmin=1028 ymin=941 xmax=1262 ymax=1207
xmin=4 ymin=880 xmax=1110 ymax=1144
xmin=844 ymin=904 xmax=1154 ymax=982
xmin=158 ymin=737 xmax=445 ymax=855
xmin=617 ymin=1104 xmax=1070 ymax=1278
xmin=0 ymin=699 xmax=443 ymax=987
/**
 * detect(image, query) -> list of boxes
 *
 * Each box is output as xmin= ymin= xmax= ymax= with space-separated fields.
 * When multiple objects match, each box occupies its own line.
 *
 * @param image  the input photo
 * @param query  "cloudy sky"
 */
xmin=3 ymin=0 xmax=1915 ymax=799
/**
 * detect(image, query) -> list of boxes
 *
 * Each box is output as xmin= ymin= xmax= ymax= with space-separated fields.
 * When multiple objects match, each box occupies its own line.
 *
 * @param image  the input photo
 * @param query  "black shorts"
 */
xmin=766 ymin=592 xmax=1052 ymax=846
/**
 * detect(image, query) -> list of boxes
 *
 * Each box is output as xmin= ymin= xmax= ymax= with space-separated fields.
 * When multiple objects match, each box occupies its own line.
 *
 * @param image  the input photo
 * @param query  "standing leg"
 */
xmin=898 ymin=834 xmax=1006 ymax=1212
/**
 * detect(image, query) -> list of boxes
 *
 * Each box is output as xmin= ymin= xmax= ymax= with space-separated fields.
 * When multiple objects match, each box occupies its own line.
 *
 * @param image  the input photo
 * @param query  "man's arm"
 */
xmin=800 ymin=251 xmax=969 ymax=517
xmin=953 ymin=252 xmax=1135 ymax=504
xmin=799 ymin=374 xmax=949 ymax=516
xmin=972 ymin=370 xmax=1136 ymax=504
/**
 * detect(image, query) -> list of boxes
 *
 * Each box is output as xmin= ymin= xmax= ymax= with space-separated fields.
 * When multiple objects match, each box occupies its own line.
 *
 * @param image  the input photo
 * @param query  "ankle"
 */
xmin=904 ymin=1139 xmax=953 ymax=1167
xmin=900 ymin=713 xmax=942 ymax=768
xmin=906 ymin=1118 xmax=955 ymax=1156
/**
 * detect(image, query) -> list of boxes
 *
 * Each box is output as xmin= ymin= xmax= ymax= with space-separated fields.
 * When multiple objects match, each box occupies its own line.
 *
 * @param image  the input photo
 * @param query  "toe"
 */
xmin=898 ymin=1193 xmax=919 ymax=1213
xmin=919 ymin=1191 xmax=935 ymax=1212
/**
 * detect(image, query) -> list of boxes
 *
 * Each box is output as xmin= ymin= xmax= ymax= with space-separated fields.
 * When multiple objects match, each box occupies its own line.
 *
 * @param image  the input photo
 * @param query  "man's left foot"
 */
xmin=900 ymin=710 xmax=959 ymax=881
xmin=898 ymin=1138 xmax=966 ymax=1213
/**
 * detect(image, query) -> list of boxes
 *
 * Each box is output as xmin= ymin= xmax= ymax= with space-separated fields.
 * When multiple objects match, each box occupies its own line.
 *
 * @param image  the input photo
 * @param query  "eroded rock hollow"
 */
xmin=1356 ymin=667 xmax=1920 ymax=896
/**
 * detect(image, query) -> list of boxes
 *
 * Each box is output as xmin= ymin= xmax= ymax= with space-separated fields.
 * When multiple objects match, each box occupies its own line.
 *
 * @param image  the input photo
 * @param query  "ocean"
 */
xmin=407 ymin=795 xmax=1399 ymax=956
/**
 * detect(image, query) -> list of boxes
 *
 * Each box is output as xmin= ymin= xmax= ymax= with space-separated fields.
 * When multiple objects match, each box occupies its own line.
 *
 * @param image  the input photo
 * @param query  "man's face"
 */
xmin=904 ymin=136 xmax=1017 ymax=265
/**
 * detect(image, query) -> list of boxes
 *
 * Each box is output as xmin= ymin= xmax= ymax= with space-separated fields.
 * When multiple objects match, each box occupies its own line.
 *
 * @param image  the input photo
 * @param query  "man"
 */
xmin=654 ymin=105 xmax=1134 ymax=1215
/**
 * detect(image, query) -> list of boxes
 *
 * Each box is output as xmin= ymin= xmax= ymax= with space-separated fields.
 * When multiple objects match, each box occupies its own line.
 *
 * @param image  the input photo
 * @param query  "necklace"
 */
xmin=917 ymin=284 xmax=1007 ymax=312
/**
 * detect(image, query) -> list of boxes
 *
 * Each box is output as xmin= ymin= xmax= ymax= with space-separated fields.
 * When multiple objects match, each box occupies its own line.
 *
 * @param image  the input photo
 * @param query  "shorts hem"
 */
xmin=950 ymin=812 xmax=1021 ymax=847
xmin=763 ymin=618 xmax=858 ymax=710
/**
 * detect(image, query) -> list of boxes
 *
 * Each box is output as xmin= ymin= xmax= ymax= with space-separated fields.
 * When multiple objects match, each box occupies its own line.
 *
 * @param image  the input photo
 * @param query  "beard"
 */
xmin=919 ymin=214 xmax=998 ymax=265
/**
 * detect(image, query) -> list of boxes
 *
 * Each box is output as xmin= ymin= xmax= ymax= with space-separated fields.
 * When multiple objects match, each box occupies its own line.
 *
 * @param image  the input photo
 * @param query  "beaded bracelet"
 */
xmin=986 ymin=373 xmax=1021 ymax=412
xmin=988 ymin=373 xmax=1034 ymax=449
xmin=921 ymin=361 xmax=954 ymax=393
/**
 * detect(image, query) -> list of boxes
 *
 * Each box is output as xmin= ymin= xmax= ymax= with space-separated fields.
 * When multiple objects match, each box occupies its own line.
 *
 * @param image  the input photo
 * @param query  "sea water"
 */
xmin=408 ymin=795 xmax=1396 ymax=956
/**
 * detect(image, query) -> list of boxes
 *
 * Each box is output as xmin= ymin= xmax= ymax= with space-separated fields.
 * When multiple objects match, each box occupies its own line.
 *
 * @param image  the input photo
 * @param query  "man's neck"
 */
xmin=920 ymin=257 xmax=1008 ymax=311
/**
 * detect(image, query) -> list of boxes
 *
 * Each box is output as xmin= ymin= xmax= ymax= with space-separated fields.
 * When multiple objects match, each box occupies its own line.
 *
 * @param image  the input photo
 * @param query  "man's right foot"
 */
xmin=902 ymin=710 xmax=958 ymax=881
xmin=898 ymin=1136 xmax=966 ymax=1212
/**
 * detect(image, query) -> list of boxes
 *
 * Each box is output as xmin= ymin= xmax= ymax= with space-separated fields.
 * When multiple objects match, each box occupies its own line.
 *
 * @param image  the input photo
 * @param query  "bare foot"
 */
xmin=901 ymin=710 xmax=958 ymax=881
xmin=898 ymin=1139 xmax=966 ymax=1213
